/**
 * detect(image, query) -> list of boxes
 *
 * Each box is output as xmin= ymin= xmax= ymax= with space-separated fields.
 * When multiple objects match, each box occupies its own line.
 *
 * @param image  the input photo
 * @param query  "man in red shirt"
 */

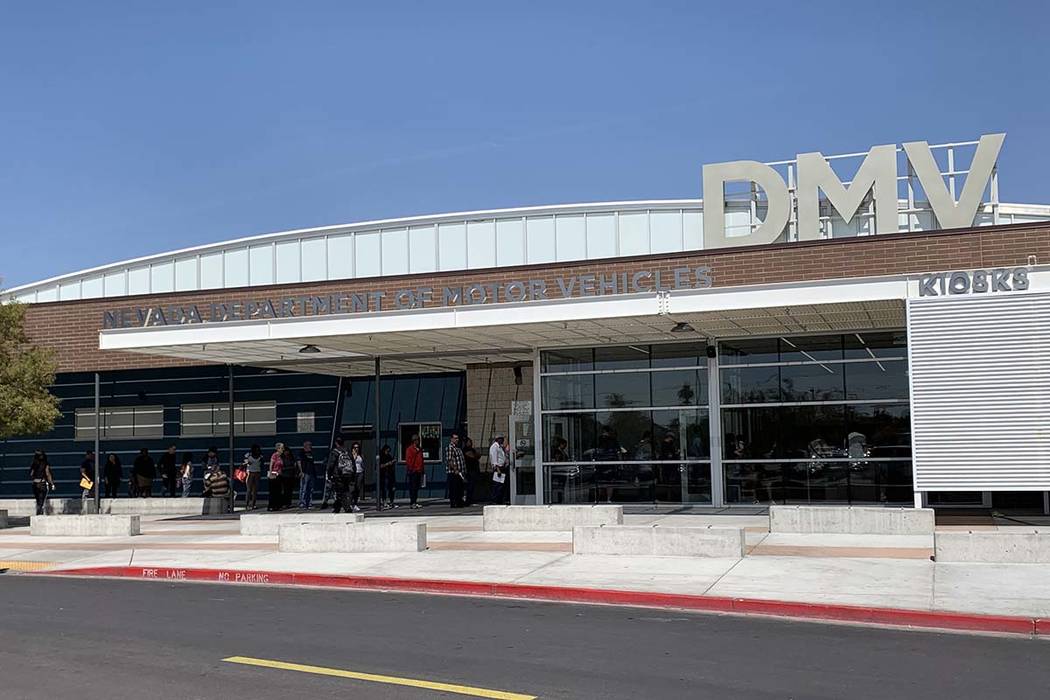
xmin=405 ymin=434 xmax=425 ymax=509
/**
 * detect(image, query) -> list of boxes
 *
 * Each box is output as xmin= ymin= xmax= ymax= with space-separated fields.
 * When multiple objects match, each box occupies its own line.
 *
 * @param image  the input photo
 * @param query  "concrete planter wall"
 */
xmin=278 ymin=521 xmax=426 ymax=553
xmin=240 ymin=512 xmax=364 ymax=536
xmin=30 ymin=514 xmax=141 ymax=537
xmin=769 ymin=505 xmax=935 ymax=535
xmin=573 ymin=524 xmax=746 ymax=558
xmin=483 ymin=505 xmax=623 ymax=531
xmin=935 ymin=531 xmax=1050 ymax=563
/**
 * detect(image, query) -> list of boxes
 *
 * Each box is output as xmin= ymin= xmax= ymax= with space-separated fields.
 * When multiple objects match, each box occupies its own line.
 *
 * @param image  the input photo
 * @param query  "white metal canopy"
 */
xmin=98 ymin=275 xmax=909 ymax=375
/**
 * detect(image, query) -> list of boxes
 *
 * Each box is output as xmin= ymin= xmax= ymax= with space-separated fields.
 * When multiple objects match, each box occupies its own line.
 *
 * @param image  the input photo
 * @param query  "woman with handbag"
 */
xmin=243 ymin=444 xmax=263 ymax=510
xmin=79 ymin=450 xmax=96 ymax=504
xmin=267 ymin=443 xmax=285 ymax=511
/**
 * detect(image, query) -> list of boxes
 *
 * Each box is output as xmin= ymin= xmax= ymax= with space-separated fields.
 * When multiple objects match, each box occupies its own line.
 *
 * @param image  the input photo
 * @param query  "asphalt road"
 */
xmin=2 ymin=576 xmax=1048 ymax=700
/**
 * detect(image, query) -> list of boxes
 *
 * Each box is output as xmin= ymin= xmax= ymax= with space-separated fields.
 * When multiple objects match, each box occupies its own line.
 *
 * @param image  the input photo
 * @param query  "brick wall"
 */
xmin=465 ymin=363 xmax=533 ymax=469
xmin=22 ymin=221 xmax=1050 ymax=373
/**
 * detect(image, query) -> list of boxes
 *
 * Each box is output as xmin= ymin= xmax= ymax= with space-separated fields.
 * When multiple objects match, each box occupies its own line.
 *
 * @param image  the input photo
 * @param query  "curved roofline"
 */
xmin=6 ymin=199 xmax=700 ymax=294
xmin=7 ymin=199 xmax=1050 ymax=296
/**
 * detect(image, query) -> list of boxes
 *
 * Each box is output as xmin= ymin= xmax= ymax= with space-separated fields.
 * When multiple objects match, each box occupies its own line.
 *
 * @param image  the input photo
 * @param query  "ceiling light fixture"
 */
xmin=670 ymin=322 xmax=694 ymax=333
xmin=299 ymin=344 xmax=321 ymax=354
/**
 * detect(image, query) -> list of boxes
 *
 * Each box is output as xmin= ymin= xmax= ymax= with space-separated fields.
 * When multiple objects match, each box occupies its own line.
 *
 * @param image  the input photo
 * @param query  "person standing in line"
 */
xmin=327 ymin=436 xmax=354 ymax=513
xmin=378 ymin=444 xmax=397 ymax=510
xmin=267 ymin=443 xmax=285 ymax=512
xmin=462 ymin=438 xmax=480 ymax=507
xmin=159 ymin=445 xmax=178 ymax=498
xmin=280 ymin=444 xmax=299 ymax=510
xmin=80 ymin=450 xmax=96 ymax=504
xmin=243 ymin=444 xmax=263 ymax=510
xmin=179 ymin=452 xmax=194 ymax=497
xmin=202 ymin=460 xmax=230 ymax=499
xmin=489 ymin=436 xmax=509 ymax=504
xmin=104 ymin=453 xmax=122 ymax=498
xmin=405 ymin=434 xmax=425 ymax=509
xmin=348 ymin=442 xmax=364 ymax=512
xmin=133 ymin=448 xmax=155 ymax=498
xmin=30 ymin=450 xmax=54 ymax=515
xmin=446 ymin=433 xmax=466 ymax=508
xmin=297 ymin=441 xmax=317 ymax=509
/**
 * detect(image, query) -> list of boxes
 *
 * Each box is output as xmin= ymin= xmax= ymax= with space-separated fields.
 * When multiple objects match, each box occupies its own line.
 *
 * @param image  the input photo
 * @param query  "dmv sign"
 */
xmin=702 ymin=133 xmax=1004 ymax=248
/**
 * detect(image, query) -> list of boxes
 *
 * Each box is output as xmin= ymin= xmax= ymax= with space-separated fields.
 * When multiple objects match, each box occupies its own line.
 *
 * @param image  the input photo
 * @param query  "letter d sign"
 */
xmin=702 ymin=161 xmax=790 ymax=249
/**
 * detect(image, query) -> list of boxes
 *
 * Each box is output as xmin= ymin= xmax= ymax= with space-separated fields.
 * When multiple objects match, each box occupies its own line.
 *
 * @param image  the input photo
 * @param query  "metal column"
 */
xmin=93 ymin=372 xmax=101 ymax=512
xmin=227 ymin=365 xmax=235 ymax=511
xmin=532 ymin=349 xmax=544 ymax=505
xmin=706 ymin=349 xmax=724 ymax=507
xmin=373 ymin=356 xmax=382 ymax=511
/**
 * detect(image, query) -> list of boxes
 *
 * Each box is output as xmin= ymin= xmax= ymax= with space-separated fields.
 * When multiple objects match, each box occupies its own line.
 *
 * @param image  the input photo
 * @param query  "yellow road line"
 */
xmin=222 ymin=656 xmax=537 ymax=700
xmin=0 ymin=560 xmax=54 ymax=572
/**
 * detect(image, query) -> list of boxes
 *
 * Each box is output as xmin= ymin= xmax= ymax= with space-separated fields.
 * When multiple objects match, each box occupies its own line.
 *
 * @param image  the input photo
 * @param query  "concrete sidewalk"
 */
xmin=3 ymin=511 xmax=1050 ymax=632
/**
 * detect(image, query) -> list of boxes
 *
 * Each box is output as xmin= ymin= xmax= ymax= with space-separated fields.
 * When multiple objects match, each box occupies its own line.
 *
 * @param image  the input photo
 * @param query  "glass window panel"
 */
xmin=495 ymin=218 xmax=524 ymax=266
xmin=844 ymin=331 xmax=908 ymax=359
xmin=724 ymin=462 xmax=782 ymax=504
xmin=618 ymin=212 xmax=648 ymax=256
xmin=525 ymin=217 xmax=555 ymax=264
xmin=59 ymin=281 xmax=81 ymax=301
xmin=36 ymin=287 xmax=58 ymax=302
xmin=846 ymin=460 xmax=913 ymax=504
xmin=595 ymin=411 xmax=648 ymax=460
xmin=81 ymin=276 xmax=103 ymax=299
xmin=326 ymin=234 xmax=353 ymax=280
xmin=105 ymin=408 xmax=135 ymax=438
xmin=651 ymin=369 xmax=702 ymax=407
xmin=104 ymin=272 xmax=126 ymax=297
xmin=300 ymin=237 xmax=327 ymax=281
xmin=555 ymin=214 xmax=586 ymax=262
xmin=594 ymin=345 xmax=650 ymax=371
xmin=223 ymin=248 xmax=248 ymax=288
xmin=651 ymin=342 xmax=704 ymax=368
xmin=276 ymin=240 xmax=302 ymax=283
xmin=847 ymin=403 xmax=911 ymax=458
xmin=467 ymin=220 xmax=496 ymax=268
xmin=684 ymin=210 xmax=703 ymax=250
xmin=408 ymin=225 xmax=437 ymax=273
xmin=781 ymin=460 xmax=851 ymax=503
xmin=719 ymin=338 xmax=779 ymax=365
xmin=542 ymin=375 xmax=594 ymax=410
xmin=249 ymin=245 xmax=274 ymax=286
xmin=381 ymin=228 xmax=408 ymax=275
xmin=650 ymin=210 xmax=681 ymax=254
xmin=128 ymin=266 xmax=150 ymax=295
xmin=779 ymin=335 xmax=844 ymax=362
xmin=844 ymin=359 xmax=909 ymax=401
xmin=438 ymin=223 xmax=466 ymax=271
xmin=543 ymin=413 xmax=597 ymax=463
xmin=722 ymin=407 xmax=780 ymax=459
xmin=652 ymin=408 xmax=710 ymax=460
xmin=777 ymin=405 xmax=847 ymax=459
xmin=721 ymin=366 xmax=780 ymax=403
xmin=200 ymin=253 xmax=223 ymax=290
xmin=595 ymin=372 xmax=649 ymax=408
xmin=780 ymin=363 xmax=844 ymax=402
xmin=150 ymin=261 xmax=174 ymax=293
xmin=355 ymin=232 xmax=381 ymax=276
xmin=585 ymin=213 xmax=616 ymax=258
xmin=542 ymin=348 xmax=593 ymax=372
xmin=174 ymin=258 xmax=197 ymax=291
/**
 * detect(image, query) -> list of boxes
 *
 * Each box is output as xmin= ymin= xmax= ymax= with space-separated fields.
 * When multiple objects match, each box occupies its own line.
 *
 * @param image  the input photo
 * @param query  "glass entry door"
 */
xmin=509 ymin=401 xmax=536 ymax=504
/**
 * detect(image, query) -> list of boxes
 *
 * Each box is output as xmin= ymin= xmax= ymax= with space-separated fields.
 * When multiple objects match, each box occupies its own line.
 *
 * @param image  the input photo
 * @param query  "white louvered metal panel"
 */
xmin=909 ymin=292 xmax=1050 ymax=491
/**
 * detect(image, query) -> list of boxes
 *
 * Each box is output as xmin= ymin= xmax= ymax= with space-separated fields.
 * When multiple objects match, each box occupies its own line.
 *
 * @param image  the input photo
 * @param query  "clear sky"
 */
xmin=1 ymin=0 xmax=1048 ymax=288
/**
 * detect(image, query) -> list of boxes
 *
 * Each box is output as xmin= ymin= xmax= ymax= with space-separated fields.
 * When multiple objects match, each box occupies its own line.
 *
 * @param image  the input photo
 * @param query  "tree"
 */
xmin=0 ymin=300 xmax=60 ymax=438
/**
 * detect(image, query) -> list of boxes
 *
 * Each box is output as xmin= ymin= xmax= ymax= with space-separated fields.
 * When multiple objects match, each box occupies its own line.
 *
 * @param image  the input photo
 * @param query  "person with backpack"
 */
xmin=327 ymin=436 xmax=354 ymax=513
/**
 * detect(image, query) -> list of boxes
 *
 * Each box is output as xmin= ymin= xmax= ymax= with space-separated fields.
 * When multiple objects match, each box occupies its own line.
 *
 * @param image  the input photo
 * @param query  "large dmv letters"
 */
xmin=702 ymin=133 xmax=1005 ymax=247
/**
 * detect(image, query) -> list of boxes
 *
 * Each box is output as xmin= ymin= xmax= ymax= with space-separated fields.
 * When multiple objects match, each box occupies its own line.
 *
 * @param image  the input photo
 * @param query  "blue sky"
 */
xmin=1 ymin=1 xmax=1048 ymax=287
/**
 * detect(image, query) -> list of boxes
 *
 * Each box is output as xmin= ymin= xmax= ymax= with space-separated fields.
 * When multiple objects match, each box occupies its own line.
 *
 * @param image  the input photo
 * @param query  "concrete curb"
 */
xmin=34 ymin=565 xmax=1047 ymax=637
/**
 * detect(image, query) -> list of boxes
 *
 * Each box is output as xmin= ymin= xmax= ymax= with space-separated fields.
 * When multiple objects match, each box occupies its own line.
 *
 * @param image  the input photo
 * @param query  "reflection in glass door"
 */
xmin=509 ymin=404 xmax=536 ymax=504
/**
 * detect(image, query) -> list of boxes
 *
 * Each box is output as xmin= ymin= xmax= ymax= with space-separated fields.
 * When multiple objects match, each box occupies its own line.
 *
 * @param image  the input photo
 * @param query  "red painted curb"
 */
xmin=38 ymin=565 xmax=1043 ymax=636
